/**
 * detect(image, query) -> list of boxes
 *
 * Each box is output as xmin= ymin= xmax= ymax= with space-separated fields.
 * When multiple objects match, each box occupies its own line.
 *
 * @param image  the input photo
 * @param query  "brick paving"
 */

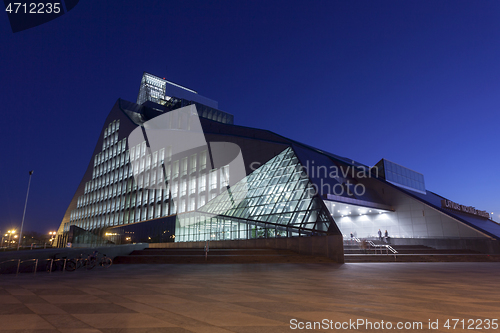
xmin=0 ymin=263 xmax=499 ymax=332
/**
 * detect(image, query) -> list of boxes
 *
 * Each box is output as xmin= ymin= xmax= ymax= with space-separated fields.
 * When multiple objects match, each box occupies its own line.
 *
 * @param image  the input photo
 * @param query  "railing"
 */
xmin=348 ymin=237 xmax=398 ymax=255
xmin=366 ymin=240 xmax=398 ymax=254
xmin=0 ymin=252 xmax=112 ymax=276
xmin=0 ymin=259 xmax=39 ymax=276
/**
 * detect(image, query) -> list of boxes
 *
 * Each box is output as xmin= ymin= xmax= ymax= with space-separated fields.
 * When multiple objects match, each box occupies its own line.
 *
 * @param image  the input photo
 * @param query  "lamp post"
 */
xmin=1 ymin=233 xmax=6 ymax=248
xmin=2 ymin=232 xmax=10 ymax=250
xmin=18 ymin=170 xmax=33 ymax=251
xmin=5 ymin=230 xmax=16 ymax=249
xmin=48 ymin=231 xmax=56 ymax=247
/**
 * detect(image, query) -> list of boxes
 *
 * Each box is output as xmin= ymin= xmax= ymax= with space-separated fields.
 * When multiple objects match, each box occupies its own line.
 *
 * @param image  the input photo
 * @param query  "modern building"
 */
xmin=55 ymin=73 xmax=500 ymax=254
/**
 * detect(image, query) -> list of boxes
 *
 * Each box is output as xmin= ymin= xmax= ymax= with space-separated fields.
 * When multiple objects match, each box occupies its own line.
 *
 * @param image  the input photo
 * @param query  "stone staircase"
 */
xmin=344 ymin=242 xmax=500 ymax=263
xmin=114 ymin=248 xmax=337 ymax=264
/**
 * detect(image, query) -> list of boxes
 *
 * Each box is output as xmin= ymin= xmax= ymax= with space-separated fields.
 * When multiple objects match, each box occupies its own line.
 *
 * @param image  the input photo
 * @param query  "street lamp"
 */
xmin=7 ymin=230 xmax=16 ymax=249
xmin=18 ymin=170 xmax=33 ymax=251
xmin=1 ymin=230 xmax=13 ymax=249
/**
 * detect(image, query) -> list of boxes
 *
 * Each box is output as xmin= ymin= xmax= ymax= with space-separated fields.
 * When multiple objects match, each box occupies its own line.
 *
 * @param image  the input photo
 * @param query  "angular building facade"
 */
xmin=55 ymin=73 xmax=500 ymax=253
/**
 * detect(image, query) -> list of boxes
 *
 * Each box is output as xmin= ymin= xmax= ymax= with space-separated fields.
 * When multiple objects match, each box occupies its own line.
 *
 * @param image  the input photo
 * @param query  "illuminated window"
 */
xmin=149 ymin=189 xmax=155 ymax=204
xmin=221 ymin=165 xmax=229 ymax=187
xmin=210 ymin=170 xmax=217 ymax=190
xmin=172 ymin=182 xmax=178 ymax=197
xmin=199 ymin=174 xmax=206 ymax=192
xmin=140 ymin=158 xmax=145 ymax=173
xmin=190 ymin=178 xmax=196 ymax=195
xmin=157 ymin=168 xmax=164 ymax=184
xmin=152 ymin=151 xmax=158 ymax=168
xmin=138 ymin=192 xmax=144 ymax=207
xmin=125 ymin=194 xmax=130 ymax=209
xmin=181 ymin=179 xmax=187 ymax=196
xmin=135 ymin=144 xmax=141 ymax=160
xmin=200 ymin=151 xmax=207 ymax=170
xmin=159 ymin=148 xmax=165 ymax=164
xmin=172 ymin=161 xmax=179 ymax=178
xmin=181 ymin=157 xmax=188 ymax=176
xmin=162 ymin=202 xmax=168 ymax=216
xmin=198 ymin=195 xmax=206 ymax=208
xmin=131 ymin=192 xmax=136 ymax=206
xmin=134 ymin=161 xmax=139 ymax=175
xmin=151 ymin=171 xmax=156 ymax=185
xmin=156 ymin=203 xmax=161 ymax=218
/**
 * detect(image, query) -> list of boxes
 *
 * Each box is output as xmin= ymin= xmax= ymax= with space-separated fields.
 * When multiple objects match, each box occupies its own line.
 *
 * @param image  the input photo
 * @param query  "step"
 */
xmin=344 ymin=254 xmax=500 ymax=263
xmin=344 ymin=249 xmax=480 ymax=255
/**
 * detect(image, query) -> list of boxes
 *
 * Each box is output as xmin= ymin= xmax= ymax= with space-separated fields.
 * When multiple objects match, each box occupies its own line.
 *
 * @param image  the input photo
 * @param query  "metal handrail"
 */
xmin=1 ymin=252 xmax=111 ymax=276
xmin=0 ymin=259 xmax=19 ymax=274
xmin=46 ymin=258 xmax=68 ymax=273
xmin=367 ymin=241 xmax=398 ymax=254
xmin=347 ymin=238 xmax=398 ymax=255
xmin=0 ymin=258 xmax=39 ymax=275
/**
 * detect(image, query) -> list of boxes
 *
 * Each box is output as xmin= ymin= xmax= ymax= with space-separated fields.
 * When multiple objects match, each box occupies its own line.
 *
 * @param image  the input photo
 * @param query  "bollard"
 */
xmin=16 ymin=259 xmax=21 ymax=276
xmin=34 ymin=259 xmax=38 ymax=275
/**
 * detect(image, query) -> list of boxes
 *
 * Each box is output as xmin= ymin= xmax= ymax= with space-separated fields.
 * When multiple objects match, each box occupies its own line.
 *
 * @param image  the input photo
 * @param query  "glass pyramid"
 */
xmin=175 ymin=147 xmax=336 ymax=241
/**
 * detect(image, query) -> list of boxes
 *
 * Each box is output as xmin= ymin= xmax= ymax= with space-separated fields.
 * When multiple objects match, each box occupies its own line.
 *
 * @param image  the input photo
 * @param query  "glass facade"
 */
xmin=375 ymin=158 xmax=425 ymax=193
xmin=174 ymin=147 xmax=334 ymax=242
xmin=57 ymin=73 xmax=498 ymax=248
xmin=137 ymin=72 xmax=234 ymax=124
xmin=65 ymin=118 xmax=218 ymax=239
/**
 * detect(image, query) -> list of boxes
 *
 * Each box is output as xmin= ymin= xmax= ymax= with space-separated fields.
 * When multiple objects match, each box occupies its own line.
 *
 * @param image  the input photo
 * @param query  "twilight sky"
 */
xmin=1 ymin=0 xmax=499 ymax=234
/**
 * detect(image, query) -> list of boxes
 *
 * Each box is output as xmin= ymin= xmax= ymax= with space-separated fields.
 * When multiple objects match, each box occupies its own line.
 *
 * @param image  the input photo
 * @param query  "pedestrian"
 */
xmin=384 ymin=230 xmax=389 ymax=243
xmin=350 ymin=232 xmax=354 ymax=244
xmin=378 ymin=229 xmax=382 ymax=241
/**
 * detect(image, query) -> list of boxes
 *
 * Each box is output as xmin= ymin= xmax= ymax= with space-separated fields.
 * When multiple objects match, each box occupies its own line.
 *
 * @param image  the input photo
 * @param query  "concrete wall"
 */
xmin=149 ymin=235 xmax=344 ymax=263
xmin=391 ymin=238 xmax=500 ymax=254
xmin=0 ymin=243 xmax=148 ymax=263
xmin=327 ymin=178 xmax=490 ymax=240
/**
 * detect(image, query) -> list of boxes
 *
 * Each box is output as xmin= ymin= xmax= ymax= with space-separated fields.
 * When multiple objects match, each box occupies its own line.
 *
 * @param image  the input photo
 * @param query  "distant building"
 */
xmin=55 ymin=73 xmax=500 ymax=253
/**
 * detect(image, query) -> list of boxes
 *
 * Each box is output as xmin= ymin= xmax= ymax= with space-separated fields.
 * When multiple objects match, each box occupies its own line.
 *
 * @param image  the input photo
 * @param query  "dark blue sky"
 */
xmin=1 ymin=0 xmax=499 ymax=234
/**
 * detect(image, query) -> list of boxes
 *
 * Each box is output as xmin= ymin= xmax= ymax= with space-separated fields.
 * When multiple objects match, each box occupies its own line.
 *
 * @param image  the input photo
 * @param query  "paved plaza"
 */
xmin=0 ymin=262 xmax=499 ymax=332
